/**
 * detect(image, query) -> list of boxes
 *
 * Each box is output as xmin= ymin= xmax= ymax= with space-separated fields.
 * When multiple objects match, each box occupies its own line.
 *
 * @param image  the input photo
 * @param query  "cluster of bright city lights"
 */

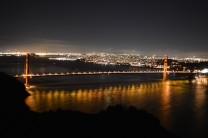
xmin=1 ymin=51 xmax=208 ymax=73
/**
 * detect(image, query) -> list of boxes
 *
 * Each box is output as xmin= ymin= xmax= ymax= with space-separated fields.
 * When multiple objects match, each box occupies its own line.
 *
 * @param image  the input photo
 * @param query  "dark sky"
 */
xmin=0 ymin=0 xmax=208 ymax=57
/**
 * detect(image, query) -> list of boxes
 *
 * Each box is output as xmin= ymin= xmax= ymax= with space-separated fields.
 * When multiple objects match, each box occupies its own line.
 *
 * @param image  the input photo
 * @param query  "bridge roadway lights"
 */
xmin=16 ymin=70 xmax=195 ymax=78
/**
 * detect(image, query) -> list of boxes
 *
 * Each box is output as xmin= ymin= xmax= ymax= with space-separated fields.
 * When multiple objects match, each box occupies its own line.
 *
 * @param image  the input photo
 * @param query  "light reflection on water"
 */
xmin=25 ymin=78 xmax=208 ymax=138
xmin=25 ymin=81 xmax=163 ymax=113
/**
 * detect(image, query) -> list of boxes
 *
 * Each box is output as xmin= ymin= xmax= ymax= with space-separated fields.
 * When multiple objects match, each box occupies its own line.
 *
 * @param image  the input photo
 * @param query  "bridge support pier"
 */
xmin=163 ymin=55 xmax=168 ymax=80
xmin=25 ymin=53 xmax=29 ymax=87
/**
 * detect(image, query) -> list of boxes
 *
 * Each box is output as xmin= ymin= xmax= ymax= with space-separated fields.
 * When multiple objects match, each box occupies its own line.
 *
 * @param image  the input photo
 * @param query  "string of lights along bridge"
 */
xmin=15 ymin=53 xmax=195 ymax=87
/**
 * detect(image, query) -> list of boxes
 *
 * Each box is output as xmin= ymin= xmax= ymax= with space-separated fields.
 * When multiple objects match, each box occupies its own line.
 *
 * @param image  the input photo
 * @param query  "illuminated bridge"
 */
xmin=15 ymin=53 xmax=197 ymax=87
xmin=15 ymin=70 xmax=193 ymax=78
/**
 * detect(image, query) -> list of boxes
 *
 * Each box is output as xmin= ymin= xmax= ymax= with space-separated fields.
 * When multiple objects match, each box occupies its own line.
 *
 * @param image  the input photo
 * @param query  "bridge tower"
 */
xmin=25 ymin=53 xmax=29 ymax=87
xmin=163 ymin=55 xmax=168 ymax=80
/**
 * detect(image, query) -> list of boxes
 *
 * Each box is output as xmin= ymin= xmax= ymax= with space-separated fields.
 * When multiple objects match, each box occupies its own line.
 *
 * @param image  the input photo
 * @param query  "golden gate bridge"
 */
xmin=15 ymin=53 xmax=196 ymax=87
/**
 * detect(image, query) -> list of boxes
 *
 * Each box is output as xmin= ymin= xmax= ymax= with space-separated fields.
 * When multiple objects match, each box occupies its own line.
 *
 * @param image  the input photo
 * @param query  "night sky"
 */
xmin=0 ymin=0 xmax=208 ymax=57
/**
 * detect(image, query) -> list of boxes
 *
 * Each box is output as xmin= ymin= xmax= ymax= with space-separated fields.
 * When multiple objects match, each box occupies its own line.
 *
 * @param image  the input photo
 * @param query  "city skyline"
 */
xmin=0 ymin=0 xmax=208 ymax=57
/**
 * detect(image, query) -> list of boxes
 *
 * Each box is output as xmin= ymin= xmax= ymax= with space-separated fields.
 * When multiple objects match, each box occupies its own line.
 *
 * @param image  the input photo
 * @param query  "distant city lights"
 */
xmin=201 ymin=68 xmax=208 ymax=74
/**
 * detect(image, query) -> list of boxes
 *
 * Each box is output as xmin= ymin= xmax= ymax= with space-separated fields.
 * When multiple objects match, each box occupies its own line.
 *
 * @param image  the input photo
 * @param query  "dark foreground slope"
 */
xmin=0 ymin=72 xmax=179 ymax=138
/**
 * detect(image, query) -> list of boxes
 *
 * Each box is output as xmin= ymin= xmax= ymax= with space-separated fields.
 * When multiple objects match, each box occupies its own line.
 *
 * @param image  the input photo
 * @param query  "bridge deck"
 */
xmin=14 ymin=71 xmax=195 ymax=78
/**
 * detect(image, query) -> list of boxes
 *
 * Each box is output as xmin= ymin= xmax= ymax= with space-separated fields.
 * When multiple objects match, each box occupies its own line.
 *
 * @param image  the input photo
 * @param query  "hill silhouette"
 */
xmin=0 ymin=72 xmax=179 ymax=138
xmin=0 ymin=72 xmax=30 ymax=114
